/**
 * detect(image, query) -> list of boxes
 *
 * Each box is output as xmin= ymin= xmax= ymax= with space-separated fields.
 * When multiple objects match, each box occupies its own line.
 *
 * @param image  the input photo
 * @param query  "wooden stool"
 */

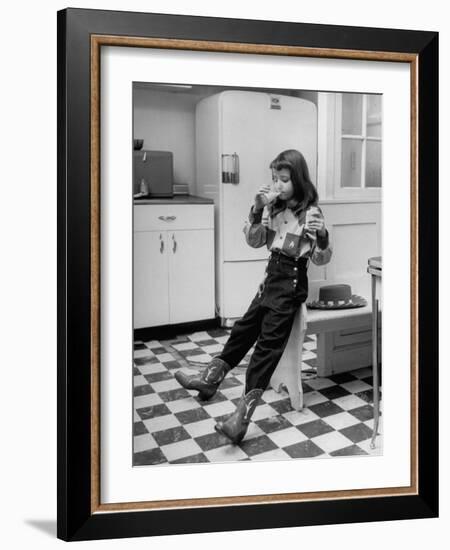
xmin=269 ymin=303 xmax=307 ymax=411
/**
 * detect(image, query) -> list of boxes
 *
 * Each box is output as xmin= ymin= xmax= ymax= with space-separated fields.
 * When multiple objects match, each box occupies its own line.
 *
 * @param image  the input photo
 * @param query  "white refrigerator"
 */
xmin=195 ymin=90 xmax=317 ymax=326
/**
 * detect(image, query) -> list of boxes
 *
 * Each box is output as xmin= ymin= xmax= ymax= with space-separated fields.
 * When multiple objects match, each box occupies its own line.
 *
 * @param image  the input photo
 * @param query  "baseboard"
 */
xmin=134 ymin=317 xmax=220 ymax=342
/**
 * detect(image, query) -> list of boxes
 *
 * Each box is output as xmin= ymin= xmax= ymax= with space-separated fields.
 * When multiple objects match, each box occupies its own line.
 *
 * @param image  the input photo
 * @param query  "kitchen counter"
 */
xmin=134 ymin=194 xmax=214 ymax=205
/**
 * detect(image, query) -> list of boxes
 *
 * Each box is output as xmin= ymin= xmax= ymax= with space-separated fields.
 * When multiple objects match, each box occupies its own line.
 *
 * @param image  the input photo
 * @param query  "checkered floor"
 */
xmin=133 ymin=329 xmax=382 ymax=466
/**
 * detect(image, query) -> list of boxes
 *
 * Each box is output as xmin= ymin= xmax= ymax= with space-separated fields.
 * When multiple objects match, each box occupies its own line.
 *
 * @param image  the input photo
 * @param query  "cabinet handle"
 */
xmin=159 ymin=234 xmax=164 ymax=253
xmin=158 ymin=215 xmax=176 ymax=222
xmin=172 ymin=234 xmax=177 ymax=253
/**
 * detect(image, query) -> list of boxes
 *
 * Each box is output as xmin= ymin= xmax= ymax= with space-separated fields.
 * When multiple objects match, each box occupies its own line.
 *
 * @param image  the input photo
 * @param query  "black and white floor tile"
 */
xmin=133 ymin=329 xmax=382 ymax=466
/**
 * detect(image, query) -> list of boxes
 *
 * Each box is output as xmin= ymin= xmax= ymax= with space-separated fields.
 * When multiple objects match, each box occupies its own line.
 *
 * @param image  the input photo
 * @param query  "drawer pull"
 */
xmin=159 ymin=234 xmax=164 ymax=253
xmin=158 ymin=215 xmax=177 ymax=222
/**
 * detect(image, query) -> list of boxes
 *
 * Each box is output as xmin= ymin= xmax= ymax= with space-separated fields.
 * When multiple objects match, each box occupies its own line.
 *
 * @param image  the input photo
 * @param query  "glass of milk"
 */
xmin=261 ymin=179 xmax=281 ymax=206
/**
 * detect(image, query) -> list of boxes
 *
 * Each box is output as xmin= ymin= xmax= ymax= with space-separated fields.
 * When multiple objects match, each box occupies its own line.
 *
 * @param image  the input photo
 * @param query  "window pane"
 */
xmin=341 ymin=139 xmax=362 ymax=188
xmin=366 ymin=94 xmax=382 ymax=138
xmin=342 ymin=93 xmax=363 ymax=135
xmin=366 ymin=140 xmax=382 ymax=187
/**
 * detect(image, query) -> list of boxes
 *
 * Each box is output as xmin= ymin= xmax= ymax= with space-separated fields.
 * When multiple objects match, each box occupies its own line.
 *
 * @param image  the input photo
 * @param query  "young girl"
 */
xmin=175 ymin=149 xmax=332 ymax=444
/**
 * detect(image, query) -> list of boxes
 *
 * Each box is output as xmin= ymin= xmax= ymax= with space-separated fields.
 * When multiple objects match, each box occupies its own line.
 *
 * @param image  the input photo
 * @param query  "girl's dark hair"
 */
xmin=269 ymin=149 xmax=318 ymax=215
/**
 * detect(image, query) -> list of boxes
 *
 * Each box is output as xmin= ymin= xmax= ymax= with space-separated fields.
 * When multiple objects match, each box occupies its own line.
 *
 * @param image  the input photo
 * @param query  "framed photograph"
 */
xmin=57 ymin=8 xmax=438 ymax=541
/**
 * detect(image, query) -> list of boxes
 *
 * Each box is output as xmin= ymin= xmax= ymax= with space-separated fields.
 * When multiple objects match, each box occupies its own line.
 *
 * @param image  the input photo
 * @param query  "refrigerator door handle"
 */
xmin=221 ymin=153 xmax=240 ymax=184
xmin=233 ymin=153 xmax=240 ymax=184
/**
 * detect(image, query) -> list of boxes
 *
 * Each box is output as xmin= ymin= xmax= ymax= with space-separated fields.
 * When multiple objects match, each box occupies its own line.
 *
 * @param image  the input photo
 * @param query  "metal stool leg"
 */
xmin=370 ymin=291 xmax=380 ymax=449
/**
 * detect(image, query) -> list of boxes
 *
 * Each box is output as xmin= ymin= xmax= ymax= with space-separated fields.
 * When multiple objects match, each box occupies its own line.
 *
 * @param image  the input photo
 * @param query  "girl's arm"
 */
xmin=243 ymin=206 xmax=268 ymax=248
xmin=305 ymin=206 xmax=333 ymax=266
xmin=311 ymin=229 xmax=332 ymax=265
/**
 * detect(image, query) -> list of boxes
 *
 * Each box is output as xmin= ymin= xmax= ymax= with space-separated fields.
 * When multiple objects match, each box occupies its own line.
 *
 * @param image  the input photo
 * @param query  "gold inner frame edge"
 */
xmin=89 ymin=35 xmax=419 ymax=514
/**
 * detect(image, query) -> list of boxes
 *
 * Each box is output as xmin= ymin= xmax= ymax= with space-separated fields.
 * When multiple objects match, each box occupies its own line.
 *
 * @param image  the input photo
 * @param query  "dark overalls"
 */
xmin=218 ymin=251 xmax=309 ymax=392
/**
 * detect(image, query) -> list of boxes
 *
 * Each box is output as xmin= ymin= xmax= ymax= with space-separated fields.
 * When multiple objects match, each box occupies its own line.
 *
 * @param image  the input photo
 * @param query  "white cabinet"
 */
xmin=134 ymin=231 xmax=170 ymax=328
xmin=134 ymin=203 xmax=215 ymax=329
xmin=168 ymin=229 xmax=215 ymax=324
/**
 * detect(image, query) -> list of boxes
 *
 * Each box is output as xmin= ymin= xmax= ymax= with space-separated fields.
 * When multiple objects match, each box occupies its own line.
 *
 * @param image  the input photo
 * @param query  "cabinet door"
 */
xmin=168 ymin=230 xmax=215 ymax=324
xmin=134 ymin=231 xmax=170 ymax=328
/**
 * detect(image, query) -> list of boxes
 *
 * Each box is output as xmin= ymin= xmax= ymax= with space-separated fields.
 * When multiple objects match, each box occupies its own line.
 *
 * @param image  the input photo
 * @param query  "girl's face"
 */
xmin=273 ymin=168 xmax=294 ymax=201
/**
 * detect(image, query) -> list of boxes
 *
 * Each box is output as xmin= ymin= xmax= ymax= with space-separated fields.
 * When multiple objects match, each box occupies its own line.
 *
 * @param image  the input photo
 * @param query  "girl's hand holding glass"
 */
xmin=305 ymin=208 xmax=326 ymax=237
xmin=254 ymin=184 xmax=280 ymax=211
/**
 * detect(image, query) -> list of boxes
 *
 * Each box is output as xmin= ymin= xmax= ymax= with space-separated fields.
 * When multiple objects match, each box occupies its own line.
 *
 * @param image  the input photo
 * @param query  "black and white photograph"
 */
xmin=132 ymin=83 xmax=383 ymax=466
xmin=1 ymin=0 xmax=442 ymax=547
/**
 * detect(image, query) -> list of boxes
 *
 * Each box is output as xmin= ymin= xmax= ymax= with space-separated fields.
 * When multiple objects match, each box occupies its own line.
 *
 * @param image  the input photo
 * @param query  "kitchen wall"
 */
xmin=133 ymin=88 xmax=204 ymax=190
xmin=133 ymin=86 xmax=320 ymax=193
xmin=296 ymin=90 xmax=318 ymax=106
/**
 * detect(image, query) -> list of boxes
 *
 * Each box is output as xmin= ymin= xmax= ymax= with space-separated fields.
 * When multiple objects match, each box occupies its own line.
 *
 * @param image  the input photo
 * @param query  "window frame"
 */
xmin=317 ymin=92 xmax=382 ymax=202
xmin=334 ymin=92 xmax=382 ymax=200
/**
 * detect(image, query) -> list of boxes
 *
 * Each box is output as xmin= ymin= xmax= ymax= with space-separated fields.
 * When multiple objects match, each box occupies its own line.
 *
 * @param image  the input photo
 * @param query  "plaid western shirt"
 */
xmin=244 ymin=203 xmax=332 ymax=266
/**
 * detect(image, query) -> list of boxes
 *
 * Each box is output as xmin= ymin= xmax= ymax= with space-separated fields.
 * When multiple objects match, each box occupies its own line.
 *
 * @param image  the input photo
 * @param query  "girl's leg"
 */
xmin=217 ymin=293 xmax=264 ymax=369
xmin=244 ymin=306 xmax=297 ymax=392
xmin=216 ymin=256 xmax=307 ymax=443
xmin=215 ymin=305 xmax=298 ymax=444
xmin=175 ymin=292 xmax=263 ymax=400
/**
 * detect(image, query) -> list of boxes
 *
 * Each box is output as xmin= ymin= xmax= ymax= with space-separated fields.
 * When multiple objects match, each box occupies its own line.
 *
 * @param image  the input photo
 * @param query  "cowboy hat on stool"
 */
xmin=307 ymin=284 xmax=367 ymax=310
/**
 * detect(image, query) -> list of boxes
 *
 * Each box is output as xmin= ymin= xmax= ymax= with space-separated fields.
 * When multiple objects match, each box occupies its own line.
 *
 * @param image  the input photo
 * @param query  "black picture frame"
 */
xmin=57 ymin=8 xmax=438 ymax=542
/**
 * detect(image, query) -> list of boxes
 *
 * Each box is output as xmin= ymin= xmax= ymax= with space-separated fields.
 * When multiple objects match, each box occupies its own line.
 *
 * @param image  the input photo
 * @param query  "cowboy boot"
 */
xmin=214 ymin=388 xmax=263 ymax=444
xmin=174 ymin=357 xmax=230 ymax=401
